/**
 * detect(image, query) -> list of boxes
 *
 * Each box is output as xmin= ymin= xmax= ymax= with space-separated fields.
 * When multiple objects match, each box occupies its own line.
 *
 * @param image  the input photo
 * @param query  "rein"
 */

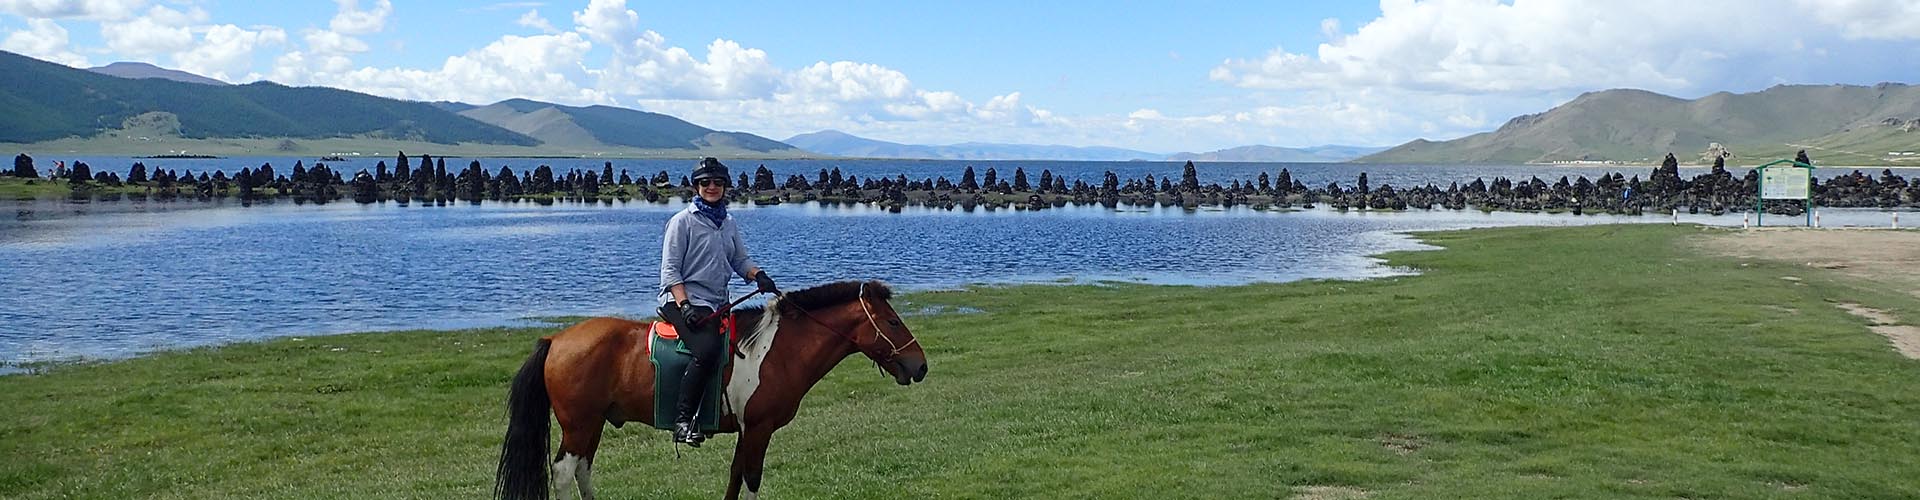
xmin=777 ymin=282 xmax=916 ymax=364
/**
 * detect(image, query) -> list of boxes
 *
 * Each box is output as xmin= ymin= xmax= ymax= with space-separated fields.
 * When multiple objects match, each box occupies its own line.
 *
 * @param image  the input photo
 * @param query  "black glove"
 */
xmin=754 ymin=271 xmax=779 ymax=293
xmin=682 ymin=301 xmax=714 ymax=327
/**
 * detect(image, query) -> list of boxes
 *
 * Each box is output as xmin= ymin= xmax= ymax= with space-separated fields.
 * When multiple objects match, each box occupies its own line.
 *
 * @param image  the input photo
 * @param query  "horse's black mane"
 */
xmin=736 ymin=280 xmax=892 ymax=319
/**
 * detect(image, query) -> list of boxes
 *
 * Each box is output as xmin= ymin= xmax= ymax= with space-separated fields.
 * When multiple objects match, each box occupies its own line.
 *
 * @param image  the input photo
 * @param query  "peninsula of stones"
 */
xmin=9 ymin=152 xmax=1905 ymax=217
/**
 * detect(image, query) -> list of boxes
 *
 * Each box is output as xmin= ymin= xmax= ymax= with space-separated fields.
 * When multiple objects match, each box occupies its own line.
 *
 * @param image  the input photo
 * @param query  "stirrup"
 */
xmin=673 ymin=423 xmax=704 ymax=448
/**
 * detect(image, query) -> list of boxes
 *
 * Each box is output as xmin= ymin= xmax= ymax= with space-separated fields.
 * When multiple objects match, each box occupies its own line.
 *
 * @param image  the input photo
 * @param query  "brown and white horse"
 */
xmin=494 ymin=280 xmax=929 ymax=500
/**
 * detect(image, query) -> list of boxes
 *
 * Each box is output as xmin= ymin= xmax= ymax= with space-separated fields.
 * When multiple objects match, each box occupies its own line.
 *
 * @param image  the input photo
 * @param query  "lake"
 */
xmin=4 ymin=158 xmax=1915 ymax=367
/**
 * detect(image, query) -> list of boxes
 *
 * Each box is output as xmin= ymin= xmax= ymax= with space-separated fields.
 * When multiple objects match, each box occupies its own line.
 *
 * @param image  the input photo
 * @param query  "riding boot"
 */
xmin=673 ymin=358 xmax=713 ymax=447
xmin=673 ymin=305 xmax=722 ymax=447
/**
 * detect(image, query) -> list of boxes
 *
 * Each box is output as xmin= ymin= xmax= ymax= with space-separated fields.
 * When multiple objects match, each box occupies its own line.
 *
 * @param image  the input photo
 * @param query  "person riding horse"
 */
xmin=658 ymin=157 xmax=779 ymax=447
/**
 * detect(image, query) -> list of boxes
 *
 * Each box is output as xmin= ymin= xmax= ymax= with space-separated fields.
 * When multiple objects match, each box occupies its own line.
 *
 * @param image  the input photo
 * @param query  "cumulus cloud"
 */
xmin=571 ymin=0 xmax=637 ymax=48
xmin=279 ymin=32 xmax=610 ymax=106
xmin=1 ymin=18 xmax=87 ymax=66
xmin=328 ymin=0 xmax=391 ymax=35
xmin=304 ymin=29 xmax=368 ymax=55
xmin=99 ymin=5 xmax=203 ymax=59
xmin=1208 ymin=0 xmax=1920 ymax=97
xmin=517 ymin=9 xmax=557 ymax=34
xmin=172 ymin=24 xmax=286 ymax=82
xmin=0 ymin=0 xmax=144 ymax=21
xmin=596 ymin=36 xmax=782 ymax=100
xmin=1212 ymin=0 xmax=1794 ymax=94
xmin=786 ymin=61 xmax=914 ymax=104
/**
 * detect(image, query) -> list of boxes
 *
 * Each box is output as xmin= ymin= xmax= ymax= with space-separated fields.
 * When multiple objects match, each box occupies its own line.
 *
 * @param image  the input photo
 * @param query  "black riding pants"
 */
xmin=674 ymin=306 xmax=724 ymax=424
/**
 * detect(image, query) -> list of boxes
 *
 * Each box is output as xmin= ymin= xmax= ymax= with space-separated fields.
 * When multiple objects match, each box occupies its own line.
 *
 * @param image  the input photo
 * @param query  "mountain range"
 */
xmin=459 ymin=99 xmax=793 ymax=152
xmin=781 ymin=130 xmax=1161 ymax=161
xmin=1359 ymin=84 xmax=1920 ymax=165
xmin=0 ymin=50 xmax=795 ymax=155
xmin=1167 ymin=144 xmax=1388 ymax=162
xmin=785 ymin=130 xmax=1384 ymax=162
xmin=0 ymin=50 xmax=531 ymax=145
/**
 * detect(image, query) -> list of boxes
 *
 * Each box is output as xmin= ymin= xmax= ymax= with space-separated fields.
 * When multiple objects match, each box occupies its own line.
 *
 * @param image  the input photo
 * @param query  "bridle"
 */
xmin=781 ymin=281 xmax=917 ymax=364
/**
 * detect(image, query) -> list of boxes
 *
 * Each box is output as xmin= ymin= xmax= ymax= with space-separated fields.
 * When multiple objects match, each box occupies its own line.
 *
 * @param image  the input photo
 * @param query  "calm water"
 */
xmin=4 ymin=159 xmax=1915 ymax=367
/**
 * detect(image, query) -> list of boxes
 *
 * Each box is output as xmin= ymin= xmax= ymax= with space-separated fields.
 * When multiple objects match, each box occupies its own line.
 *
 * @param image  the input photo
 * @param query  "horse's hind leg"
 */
xmin=553 ymin=421 xmax=604 ymax=500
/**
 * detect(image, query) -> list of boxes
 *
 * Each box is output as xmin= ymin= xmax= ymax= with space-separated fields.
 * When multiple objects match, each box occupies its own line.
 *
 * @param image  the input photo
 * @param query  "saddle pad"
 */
xmin=646 ymin=319 xmax=736 ymax=432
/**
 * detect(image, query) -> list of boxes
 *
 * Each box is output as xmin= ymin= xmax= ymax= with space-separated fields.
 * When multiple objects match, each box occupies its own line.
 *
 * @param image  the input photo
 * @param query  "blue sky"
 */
xmin=4 ymin=0 xmax=1919 ymax=153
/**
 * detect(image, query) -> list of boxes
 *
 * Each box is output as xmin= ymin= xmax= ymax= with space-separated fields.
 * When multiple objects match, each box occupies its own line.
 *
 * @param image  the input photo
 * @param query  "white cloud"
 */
xmin=99 ymin=5 xmax=201 ymax=59
xmin=279 ymin=31 xmax=609 ymax=107
xmin=1799 ymin=0 xmax=1920 ymax=40
xmin=328 ymin=0 xmax=391 ymax=36
xmin=786 ymin=61 xmax=913 ymax=103
xmin=0 ymin=0 xmax=144 ymax=21
xmin=172 ymin=24 xmax=286 ymax=82
xmin=517 ymin=9 xmax=556 ymax=34
xmin=304 ymin=29 xmax=367 ymax=55
xmin=1208 ymin=0 xmax=1920 ymax=96
xmin=592 ymin=33 xmax=781 ymax=100
xmin=1214 ymin=0 xmax=1787 ymax=94
xmin=571 ymin=0 xmax=637 ymax=48
xmin=2 ymin=18 xmax=86 ymax=66
xmin=1318 ymin=18 xmax=1342 ymax=42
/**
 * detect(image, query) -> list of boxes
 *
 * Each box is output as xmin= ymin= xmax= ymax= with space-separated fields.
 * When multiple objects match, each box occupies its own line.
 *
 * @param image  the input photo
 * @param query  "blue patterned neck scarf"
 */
xmin=693 ymin=196 xmax=728 ymax=226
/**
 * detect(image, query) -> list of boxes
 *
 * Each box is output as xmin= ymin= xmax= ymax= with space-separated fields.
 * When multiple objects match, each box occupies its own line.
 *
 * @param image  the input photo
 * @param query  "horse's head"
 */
xmin=776 ymin=280 xmax=929 ymax=385
xmin=849 ymin=281 xmax=928 ymax=385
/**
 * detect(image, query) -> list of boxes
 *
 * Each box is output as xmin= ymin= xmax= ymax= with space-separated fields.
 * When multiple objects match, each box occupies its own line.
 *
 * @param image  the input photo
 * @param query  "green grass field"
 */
xmin=3 ymin=224 xmax=1918 ymax=499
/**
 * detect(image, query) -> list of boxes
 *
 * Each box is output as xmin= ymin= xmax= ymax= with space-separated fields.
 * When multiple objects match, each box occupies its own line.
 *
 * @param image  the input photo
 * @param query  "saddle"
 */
xmin=643 ymin=315 xmax=742 ymax=354
xmin=643 ymin=315 xmax=740 ymax=432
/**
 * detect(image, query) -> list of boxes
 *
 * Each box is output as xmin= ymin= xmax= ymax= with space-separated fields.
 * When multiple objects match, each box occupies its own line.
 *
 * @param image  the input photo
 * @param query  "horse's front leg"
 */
xmin=725 ymin=429 xmax=774 ymax=500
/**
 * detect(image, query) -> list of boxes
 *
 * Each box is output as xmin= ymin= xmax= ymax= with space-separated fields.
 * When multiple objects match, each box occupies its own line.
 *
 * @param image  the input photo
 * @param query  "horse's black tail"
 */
xmin=495 ymin=338 xmax=552 ymax=500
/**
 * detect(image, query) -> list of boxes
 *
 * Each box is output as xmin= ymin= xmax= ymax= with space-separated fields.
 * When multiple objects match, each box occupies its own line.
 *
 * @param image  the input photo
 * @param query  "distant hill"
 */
xmin=1167 ymin=144 xmax=1387 ymax=162
xmin=429 ymin=101 xmax=478 ymax=113
xmin=460 ymin=99 xmax=798 ymax=152
xmin=0 ymin=50 xmax=534 ymax=145
xmin=785 ymin=130 xmax=1162 ymax=160
xmin=87 ymin=62 xmax=227 ymax=86
xmin=1359 ymin=84 xmax=1920 ymax=164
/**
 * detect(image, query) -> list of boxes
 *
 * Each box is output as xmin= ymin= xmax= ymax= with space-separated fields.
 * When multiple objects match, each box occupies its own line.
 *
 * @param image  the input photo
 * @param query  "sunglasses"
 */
xmin=696 ymin=179 xmax=728 ymax=187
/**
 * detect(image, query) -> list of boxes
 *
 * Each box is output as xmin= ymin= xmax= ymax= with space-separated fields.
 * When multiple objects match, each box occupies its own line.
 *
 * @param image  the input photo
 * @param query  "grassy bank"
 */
xmin=3 ymin=224 xmax=1918 ymax=499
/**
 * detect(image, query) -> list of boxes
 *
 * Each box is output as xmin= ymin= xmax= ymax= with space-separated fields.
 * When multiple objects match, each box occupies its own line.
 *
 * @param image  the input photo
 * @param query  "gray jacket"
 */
xmin=658 ymin=204 xmax=757 ymax=309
